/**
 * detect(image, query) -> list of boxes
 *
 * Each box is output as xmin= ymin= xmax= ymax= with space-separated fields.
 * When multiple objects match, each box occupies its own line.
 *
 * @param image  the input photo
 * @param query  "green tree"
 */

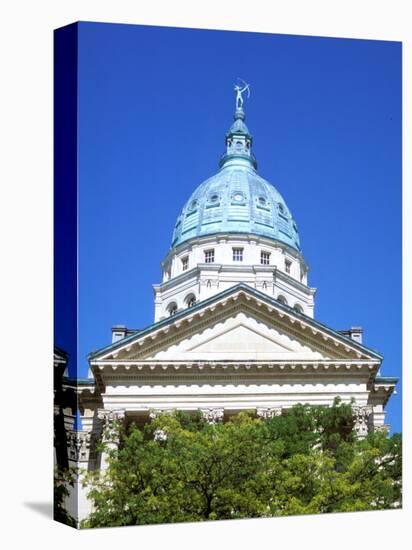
xmin=82 ymin=401 xmax=401 ymax=528
xmin=54 ymin=467 xmax=76 ymax=527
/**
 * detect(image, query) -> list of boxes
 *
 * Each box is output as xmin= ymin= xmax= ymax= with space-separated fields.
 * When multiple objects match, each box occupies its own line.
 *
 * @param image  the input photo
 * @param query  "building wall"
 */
xmin=154 ymin=234 xmax=315 ymax=321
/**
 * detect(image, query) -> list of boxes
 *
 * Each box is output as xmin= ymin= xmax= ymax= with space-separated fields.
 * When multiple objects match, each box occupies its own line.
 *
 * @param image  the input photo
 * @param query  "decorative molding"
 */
xmin=256 ymin=407 xmax=282 ymax=419
xmin=352 ymin=405 xmax=373 ymax=438
xmin=66 ymin=430 xmax=91 ymax=463
xmin=200 ymin=407 xmax=224 ymax=424
xmin=97 ymin=408 xmax=125 ymax=443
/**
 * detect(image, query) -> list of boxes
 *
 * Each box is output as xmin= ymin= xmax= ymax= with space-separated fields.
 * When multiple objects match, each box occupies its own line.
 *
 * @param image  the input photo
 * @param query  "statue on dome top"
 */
xmin=234 ymin=78 xmax=250 ymax=110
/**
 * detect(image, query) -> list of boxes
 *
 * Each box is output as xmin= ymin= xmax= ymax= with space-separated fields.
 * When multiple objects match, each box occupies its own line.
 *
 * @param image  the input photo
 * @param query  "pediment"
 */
xmin=144 ymin=312 xmax=326 ymax=361
xmin=190 ymin=324 xmax=295 ymax=353
xmin=90 ymin=285 xmax=381 ymax=365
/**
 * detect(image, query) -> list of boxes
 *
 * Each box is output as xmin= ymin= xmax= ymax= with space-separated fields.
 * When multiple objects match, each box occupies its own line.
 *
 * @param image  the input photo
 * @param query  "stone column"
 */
xmin=256 ymin=407 xmax=282 ymax=419
xmin=97 ymin=409 xmax=125 ymax=470
xmin=352 ymin=405 xmax=373 ymax=438
xmin=200 ymin=408 xmax=224 ymax=424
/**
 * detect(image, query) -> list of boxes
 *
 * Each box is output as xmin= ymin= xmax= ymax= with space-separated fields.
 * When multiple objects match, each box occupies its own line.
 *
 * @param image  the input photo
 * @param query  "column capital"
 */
xmin=97 ymin=408 xmax=126 ymax=444
xmin=353 ymin=405 xmax=373 ymax=438
xmin=256 ymin=407 xmax=282 ymax=419
xmin=66 ymin=429 xmax=91 ymax=463
xmin=97 ymin=408 xmax=126 ymax=422
xmin=200 ymin=408 xmax=224 ymax=424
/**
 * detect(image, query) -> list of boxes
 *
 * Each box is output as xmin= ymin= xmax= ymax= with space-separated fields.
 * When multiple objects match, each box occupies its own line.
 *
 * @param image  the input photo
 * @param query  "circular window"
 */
xmin=233 ymin=193 xmax=244 ymax=202
xmin=189 ymin=200 xmax=198 ymax=210
xmin=209 ymin=194 xmax=219 ymax=203
xmin=278 ymin=203 xmax=285 ymax=214
xmin=258 ymin=196 xmax=266 ymax=205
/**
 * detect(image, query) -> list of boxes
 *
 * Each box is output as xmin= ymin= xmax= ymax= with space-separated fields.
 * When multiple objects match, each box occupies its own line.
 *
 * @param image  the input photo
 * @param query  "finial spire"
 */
xmin=219 ymin=81 xmax=256 ymax=170
xmin=234 ymin=78 xmax=250 ymax=114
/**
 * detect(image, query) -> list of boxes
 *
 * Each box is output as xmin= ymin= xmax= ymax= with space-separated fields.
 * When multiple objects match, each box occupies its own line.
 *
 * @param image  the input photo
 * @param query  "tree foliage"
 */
xmin=82 ymin=401 xmax=401 ymax=528
xmin=54 ymin=467 xmax=76 ymax=527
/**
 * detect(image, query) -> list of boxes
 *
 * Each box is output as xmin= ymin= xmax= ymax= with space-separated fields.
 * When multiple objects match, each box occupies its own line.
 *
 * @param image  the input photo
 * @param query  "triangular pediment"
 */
xmin=89 ymin=284 xmax=382 ymax=365
xmin=191 ymin=323 xmax=295 ymax=354
xmin=143 ymin=312 xmax=327 ymax=361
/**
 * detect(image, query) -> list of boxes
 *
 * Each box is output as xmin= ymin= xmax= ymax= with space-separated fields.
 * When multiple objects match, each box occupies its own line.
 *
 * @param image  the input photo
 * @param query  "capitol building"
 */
xmin=55 ymin=87 xmax=397 ymax=522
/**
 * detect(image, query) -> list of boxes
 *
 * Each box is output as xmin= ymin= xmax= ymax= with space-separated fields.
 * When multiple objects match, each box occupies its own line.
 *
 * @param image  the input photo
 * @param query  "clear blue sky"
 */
xmin=69 ymin=22 xmax=402 ymax=431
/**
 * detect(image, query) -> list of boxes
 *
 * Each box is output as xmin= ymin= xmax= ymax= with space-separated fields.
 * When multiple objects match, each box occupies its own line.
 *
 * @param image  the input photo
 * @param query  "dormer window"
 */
xmin=181 ymin=256 xmax=188 ymax=271
xmin=233 ymin=247 xmax=243 ymax=262
xmin=261 ymin=251 xmax=270 ymax=265
xmin=285 ymin=259 xmax=291 ymax=274
xmin=204 ymin=249 xmax=215 ymax=263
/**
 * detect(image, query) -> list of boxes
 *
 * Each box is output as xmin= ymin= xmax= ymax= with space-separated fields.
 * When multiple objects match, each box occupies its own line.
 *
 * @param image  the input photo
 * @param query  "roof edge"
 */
xmin=88 ymin=282 xmax=383 ymax=362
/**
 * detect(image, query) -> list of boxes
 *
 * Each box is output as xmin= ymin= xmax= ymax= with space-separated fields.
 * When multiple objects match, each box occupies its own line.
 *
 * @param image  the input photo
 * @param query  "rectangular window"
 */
xmin=204 ymin=249 xmax=215 ymax=263
xmin=181 ymin=256 xmax=188 ymax=271
xmin=233 ymin=247 xmax=243 ymax=262
xmin=285 ymin=259 xmax=291 ymax=274
xmin=261 ymin=251 xmax=270 ymax=265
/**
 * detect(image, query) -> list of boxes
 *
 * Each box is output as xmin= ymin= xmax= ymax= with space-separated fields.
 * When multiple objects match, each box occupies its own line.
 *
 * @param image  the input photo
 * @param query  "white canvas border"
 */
xmin=0 ymin=0 xmax=409 ymax=547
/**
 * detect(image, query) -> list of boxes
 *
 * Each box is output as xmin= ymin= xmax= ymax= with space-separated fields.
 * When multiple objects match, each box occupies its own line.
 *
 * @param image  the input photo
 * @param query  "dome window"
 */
xmin=233 ymin=192 xmax=244 ymax=202
xmin=181 ymin=256 xmax=189 ymax=271
xmin=204 ymin=249 xmax=215 ymax=263
xmin=167 ymin=303 xmax=178 ymax=317
xmin=185 ymin=294 xmax=197 ymax=308
xmin=232 ymin=247 xmax=243 ymax=262
xmin=261 ymin=251 xmax=271 ymax=265
xmin=189 ymin=200 xmax=198 ymax=211
xmin=258 ymin=196 xmax=266 ymax=205
xmin=209 ymin=194 xmax=219 ymax=203
xmin=278 ymin=203 xmax=285 ymax=214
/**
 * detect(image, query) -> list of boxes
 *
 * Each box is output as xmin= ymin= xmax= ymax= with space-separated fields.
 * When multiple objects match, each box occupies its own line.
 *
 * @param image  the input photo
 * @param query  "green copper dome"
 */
xmin=171 ymin=103 xmax=301 ymax=252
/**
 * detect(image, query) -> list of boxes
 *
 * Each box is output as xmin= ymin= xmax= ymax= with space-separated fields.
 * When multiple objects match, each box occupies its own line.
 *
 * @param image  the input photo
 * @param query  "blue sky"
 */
xmin=67 ymin=22 xmax=401 ymax=431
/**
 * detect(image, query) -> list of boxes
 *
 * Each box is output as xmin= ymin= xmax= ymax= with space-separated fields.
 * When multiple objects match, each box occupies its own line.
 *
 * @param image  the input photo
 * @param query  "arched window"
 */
xmin=293 ymin=303 xmax=304 ymax=314
xmin=185 ymin=294 xmax=197 ymax=308
xmin=262 ymin=281 xmax=268 ymax=290
xmin=167 ymin=302 xmax=178 ymax=316
xmin=277 ymin=295 xmax=288 ymax=306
